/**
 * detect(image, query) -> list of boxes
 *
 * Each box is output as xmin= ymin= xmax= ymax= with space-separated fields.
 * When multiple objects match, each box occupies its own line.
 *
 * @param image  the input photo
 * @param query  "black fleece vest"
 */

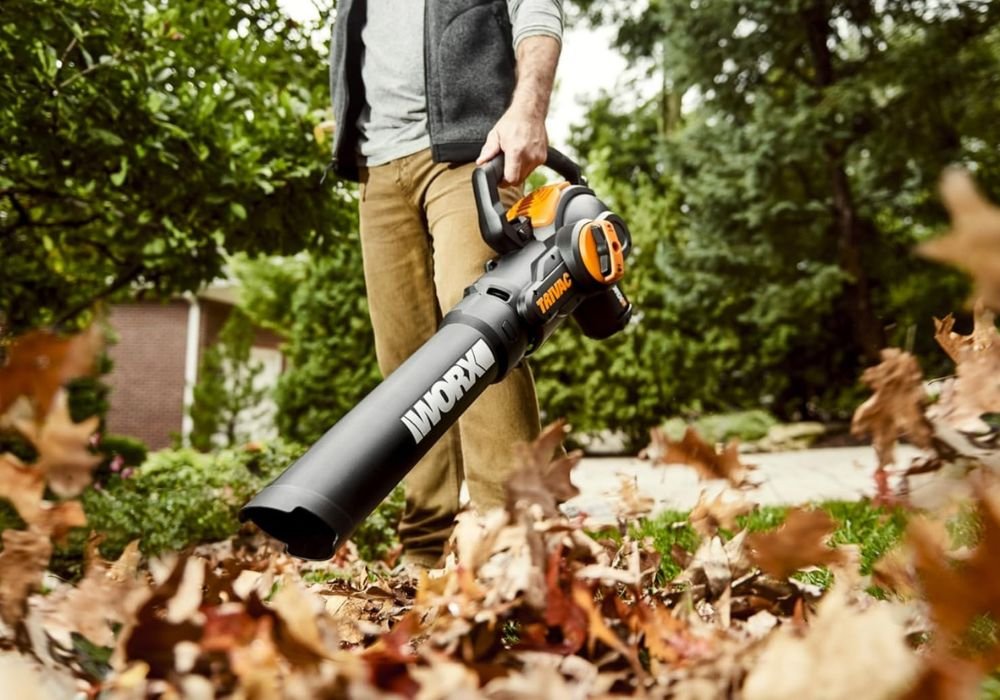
xmin=328 ymin=0 xmax=516 ymax=181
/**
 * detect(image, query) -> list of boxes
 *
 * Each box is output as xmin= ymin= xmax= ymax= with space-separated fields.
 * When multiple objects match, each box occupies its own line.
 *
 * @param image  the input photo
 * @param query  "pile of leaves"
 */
xmin=5 ymin=171 xmax=1000 ymax=697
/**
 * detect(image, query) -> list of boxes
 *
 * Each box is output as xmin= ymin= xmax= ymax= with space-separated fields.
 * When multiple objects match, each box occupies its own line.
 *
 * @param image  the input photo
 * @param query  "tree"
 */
xmin=233 ymin=244 xmax=381 ymax=446
xmin=189 ymin=308 xmax=267 ymax=451
xmin=0 ymin=0 xmax=354 ymax=335
xmin=568 ymin=0 xmax=999 ymax=417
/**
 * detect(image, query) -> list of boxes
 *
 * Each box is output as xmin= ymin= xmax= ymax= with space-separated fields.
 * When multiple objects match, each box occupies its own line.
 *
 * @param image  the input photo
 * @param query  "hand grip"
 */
xmin=473 ymin=147 xmax=586 ymax=255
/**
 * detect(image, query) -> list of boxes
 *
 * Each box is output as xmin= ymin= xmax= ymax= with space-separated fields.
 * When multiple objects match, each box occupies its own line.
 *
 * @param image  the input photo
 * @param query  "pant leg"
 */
xmin=357 ymin=160 xmax=463 ymax=567
xmin=414 ymin=151 xmax=543 ymax=512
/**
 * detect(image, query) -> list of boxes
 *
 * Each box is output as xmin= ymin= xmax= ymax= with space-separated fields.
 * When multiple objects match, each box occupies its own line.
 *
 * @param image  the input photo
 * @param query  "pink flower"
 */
xmin=110 ymin=455 xmax=125 ymax=473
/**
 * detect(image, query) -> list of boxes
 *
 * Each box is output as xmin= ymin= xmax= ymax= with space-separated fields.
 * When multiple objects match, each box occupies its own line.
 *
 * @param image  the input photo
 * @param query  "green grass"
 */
xmin=630 ymin=500 xmax=909 ymax=587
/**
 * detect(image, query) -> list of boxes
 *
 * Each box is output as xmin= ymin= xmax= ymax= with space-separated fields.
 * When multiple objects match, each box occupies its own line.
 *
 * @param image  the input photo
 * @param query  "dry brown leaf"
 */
xmin=269 ymin=579 xmax=333 ymax=660
xmin=918 ymin=168 xmax=1000 ymax=309
xmin=0 ymin=325 xmax=102 ymax=419
xmin=743 ymin=585 xmax=919 ymax=700
xmin=929 ymin=299 xmax=1000 ymax=431
xmin=649 ymin=426 xmax=753 ymax=487
xmin=0 ymin=454 xmax=46 ymax=525
xmin=36 ymin=501 xmax=87 ymax=543
xmin=871 ymin=546 xmax=918 ymax=600
xmin=0 ymin=651 xmax=78 ymax=700
xmin=506 ymin=420 xmax=581 ymax=516
xmin=16 ymin=392 xmax=102 ymax=498
xmin=44 ymin=540 xmax=144 ymax=647
xmin=852 ymin=348 xmax=932 ymax=468
xmin=898 ymin=654 xmax=984 ymax=700
xmin=747 ymin=509 xmax=846 ymax=579
xmin=908 ymin=480 xmax=1000 ymax=663
xmin=617 ymin=476 xmax=654 ymax=519
xmin=689 ymin=490 xmax=754 ymax=538
xmin=0 ymin=529 xmax=52 ymax=626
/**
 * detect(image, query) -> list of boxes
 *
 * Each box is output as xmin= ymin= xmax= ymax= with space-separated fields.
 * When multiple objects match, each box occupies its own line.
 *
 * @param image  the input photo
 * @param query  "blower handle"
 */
xmin=473 ymin=147 xmax=585 ymax=255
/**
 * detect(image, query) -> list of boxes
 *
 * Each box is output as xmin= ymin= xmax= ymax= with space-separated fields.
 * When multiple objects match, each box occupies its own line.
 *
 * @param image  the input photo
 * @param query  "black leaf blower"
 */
xmin=240 ymin=148 xmax=633 ymax=559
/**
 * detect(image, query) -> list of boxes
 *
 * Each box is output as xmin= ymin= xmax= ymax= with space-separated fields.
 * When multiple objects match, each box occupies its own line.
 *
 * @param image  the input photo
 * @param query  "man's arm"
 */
xmin=476 ymin=4 xmax=562 ymax=186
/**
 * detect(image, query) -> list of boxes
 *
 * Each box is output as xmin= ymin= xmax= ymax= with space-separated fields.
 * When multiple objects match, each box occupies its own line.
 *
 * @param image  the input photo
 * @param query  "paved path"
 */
xmin=565 ymin=445 xmax=924 ymax=522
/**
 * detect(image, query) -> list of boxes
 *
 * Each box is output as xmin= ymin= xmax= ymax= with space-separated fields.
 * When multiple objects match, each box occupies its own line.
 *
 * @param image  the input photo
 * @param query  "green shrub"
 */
xmin=45 ymin=439 xmax=405 ymax=578
xmin=660 ymin=410 xmax=779 ymax=445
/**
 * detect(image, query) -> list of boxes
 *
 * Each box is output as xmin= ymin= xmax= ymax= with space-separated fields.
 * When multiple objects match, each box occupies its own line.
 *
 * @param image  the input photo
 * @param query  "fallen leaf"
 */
xmin=0 ymin=529 xmax=52 ymax=626
xmin=747 ymin=509 xmax=846 ymax=579
xmin=0 ymin=454 xmax=46 ymax=525
xmin=918 ymin=168 xmax=1000 ymax=309
xmin=506 ymin=420 xmax=581 ymax=517
xmin=908 ymin=479 xmax=1000 ymax=664
xmin=689 ymin=490 xmax=754 ymax=538
xmin=16 ymin=391 xmax=102 ymax=498
xmin=617 ymin=476 xmax=654 ymax=519
xmin=43 ymin=540 xmax=144 ymax=647
xmin=929 ymin=300 xmax=1000 ymax=432
xmin=650 ymin=426 xmax=753 ymax=487
xmin=0 ymin=326 xmax=102 ymax=419
xmin=743 ymin=585 xmax=919 ymax=700
xmin=851 ymin=348 xmax=932 ymax=468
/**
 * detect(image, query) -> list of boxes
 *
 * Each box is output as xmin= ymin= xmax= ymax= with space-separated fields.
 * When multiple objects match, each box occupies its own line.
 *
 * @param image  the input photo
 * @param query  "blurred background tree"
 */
xmin=0 ymin=0 xmax=354 ymax=334
xmin=556 ymin=0 xmax=1000 ymax=429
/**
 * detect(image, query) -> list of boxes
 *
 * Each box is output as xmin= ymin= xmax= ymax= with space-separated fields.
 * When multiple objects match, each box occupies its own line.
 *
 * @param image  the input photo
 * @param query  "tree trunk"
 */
xmin=802 ymin=2 xmax=886 ymax=363
xmin=828 ymin=152 xmax=886 ymax=362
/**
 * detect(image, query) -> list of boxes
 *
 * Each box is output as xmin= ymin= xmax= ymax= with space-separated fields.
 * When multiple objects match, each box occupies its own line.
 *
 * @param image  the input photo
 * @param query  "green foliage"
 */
xmin=39 ymin=439 xmax=402 ymax=578
xmin=230 ymin=253 xmax=309 ymax=334
xmin=660 ymin=410 xmax=778 ymax=445
xmin=247 ymin=249 xmax=381 ymax=445
xmin=565 ymin=0 xmax=999 ymax=420
xmin=0 ymin=0 xmax=355 ymax=334
xmin=630 ymin=511 xmax=699 ymax=582
xmin=189 ymin=308 xmax=267 ymax=451
xmin=74 ymin=443 xmax=301 ymax=564
xmin=97 ymin=434 xmax=148 ymax=468
xmin=67 ymin=353 xmax=113 ymax=424
xmin=635 ymin=499 xmax=907 ymax=585
xmin=350 ymin=485 xmax=405 ymax=562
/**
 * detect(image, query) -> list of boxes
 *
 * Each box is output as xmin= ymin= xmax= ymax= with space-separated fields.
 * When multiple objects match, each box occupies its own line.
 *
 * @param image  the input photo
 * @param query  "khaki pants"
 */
xmin=358 ymin=148 xmax=541 ymax=567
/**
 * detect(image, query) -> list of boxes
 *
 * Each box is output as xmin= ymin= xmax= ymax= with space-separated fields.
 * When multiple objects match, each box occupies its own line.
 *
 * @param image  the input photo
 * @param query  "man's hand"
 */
xmin=476 ymin=35 xmax=560 ymax=186
xmin=478 ymin=107 xmax=548 ymax=186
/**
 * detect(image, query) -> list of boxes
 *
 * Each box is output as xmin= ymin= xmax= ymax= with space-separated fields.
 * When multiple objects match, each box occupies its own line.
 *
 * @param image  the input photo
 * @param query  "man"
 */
xmin=328 ymin=0 xmax=563 ymax=569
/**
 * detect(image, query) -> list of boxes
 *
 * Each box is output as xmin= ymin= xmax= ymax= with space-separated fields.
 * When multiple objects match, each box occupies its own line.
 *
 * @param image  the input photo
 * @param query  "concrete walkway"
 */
xmin=565 ymin=445 xmax=924 ymax=522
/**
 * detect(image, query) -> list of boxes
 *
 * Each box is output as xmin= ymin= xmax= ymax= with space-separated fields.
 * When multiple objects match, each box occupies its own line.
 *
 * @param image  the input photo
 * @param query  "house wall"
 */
xmin=106 ymin=298 xmax=287 ymax=450
xmin=105 ymin=301 xmax=189 ymax=449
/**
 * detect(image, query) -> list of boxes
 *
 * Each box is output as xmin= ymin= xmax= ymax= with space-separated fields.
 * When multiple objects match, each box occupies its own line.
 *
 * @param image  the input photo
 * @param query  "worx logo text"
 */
xmin=400 ymin=339 xmax=496 ymax=443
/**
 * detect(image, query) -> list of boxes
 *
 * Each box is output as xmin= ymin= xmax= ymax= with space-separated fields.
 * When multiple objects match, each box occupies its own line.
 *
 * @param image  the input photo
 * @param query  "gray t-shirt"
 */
xmin=357 ymin=0 xmax=563 ymax=166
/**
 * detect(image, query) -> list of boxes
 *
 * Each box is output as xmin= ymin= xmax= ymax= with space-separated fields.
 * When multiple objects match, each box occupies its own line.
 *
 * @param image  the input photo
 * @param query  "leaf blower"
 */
xmin=240 ymin=148 xmax=633 ymax=559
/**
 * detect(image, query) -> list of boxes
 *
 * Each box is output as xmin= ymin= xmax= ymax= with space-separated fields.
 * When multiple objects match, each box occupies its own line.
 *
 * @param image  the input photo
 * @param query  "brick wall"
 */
xmin=105 ymin=301 xmax=189 ymax=449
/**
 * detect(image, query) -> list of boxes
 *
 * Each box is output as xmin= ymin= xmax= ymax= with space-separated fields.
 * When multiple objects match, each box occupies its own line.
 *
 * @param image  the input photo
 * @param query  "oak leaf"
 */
xmin=649 ymin=426 xmax=753 ymax=487
xmin=851 ymin=348 xmax=932 ymax=468
xmin=929 ymin=300 xmax=1000 ymax=431
xmin=506 ymin=420 xmax=581 ymax=517
xmin=0 ymin=326 xmax=102 ymax=419
xmin=617 ymin=476 xmax=654 ymax=519
xmin=0 ymin=529 xmax=53 ymax=626
xmin=918 ymin=168 xmax=1000 ymax=310
xmin=43 ymin=540 xmax=144 ymax=647
xmin=908 ymin=479 xmax=1000 ymax=662
xmin=0 ymin=454 xmax=46 ymax=525
xmin=16 ymin=392 xmax=101 ymax=498
xmin=689 ymin=490 xmax=754 ymax=538
xmin=746 ymin=509 xmax=846 ymax=579
xmin=743 ymin=584 xmax=919 ymax=700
